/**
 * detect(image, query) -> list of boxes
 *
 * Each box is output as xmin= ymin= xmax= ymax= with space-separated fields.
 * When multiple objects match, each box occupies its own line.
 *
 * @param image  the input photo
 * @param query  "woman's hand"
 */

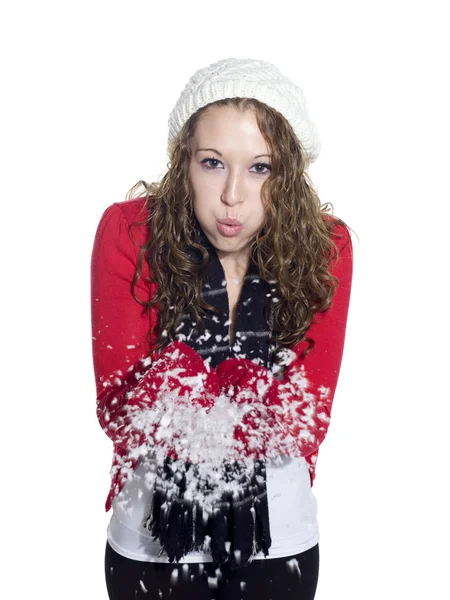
xmin=129 ymin=340 xmax=220 ymax=414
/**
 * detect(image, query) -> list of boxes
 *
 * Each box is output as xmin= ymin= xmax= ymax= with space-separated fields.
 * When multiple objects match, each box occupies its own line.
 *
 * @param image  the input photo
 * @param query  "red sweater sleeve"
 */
xmin=217 ymin=223 xmax=353 ymax=459
xmin=90 ymin=202 xmax=156 ymax=449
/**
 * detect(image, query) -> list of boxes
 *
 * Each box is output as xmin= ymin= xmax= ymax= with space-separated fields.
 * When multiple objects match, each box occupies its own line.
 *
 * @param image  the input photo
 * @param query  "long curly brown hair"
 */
xmin=127 ymin=97 xmax=352 ymax=363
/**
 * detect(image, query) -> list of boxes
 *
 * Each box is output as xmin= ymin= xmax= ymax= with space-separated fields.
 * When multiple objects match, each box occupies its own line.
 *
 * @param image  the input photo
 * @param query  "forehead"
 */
xmin=192 ymin=105 xmax=268 ymax=151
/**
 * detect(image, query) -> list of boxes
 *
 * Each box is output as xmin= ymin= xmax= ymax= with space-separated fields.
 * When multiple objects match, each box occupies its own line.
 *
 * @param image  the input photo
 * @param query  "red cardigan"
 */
xmin=90 ymin=197 xmax=353 ymax=511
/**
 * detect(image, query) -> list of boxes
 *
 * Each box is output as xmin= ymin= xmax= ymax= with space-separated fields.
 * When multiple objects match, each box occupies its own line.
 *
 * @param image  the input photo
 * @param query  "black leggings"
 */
xmin=105 ymin=540 xmax=319 ymax=599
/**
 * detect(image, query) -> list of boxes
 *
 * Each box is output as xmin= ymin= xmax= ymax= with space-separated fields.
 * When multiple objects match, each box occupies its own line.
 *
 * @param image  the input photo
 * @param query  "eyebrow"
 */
xmin=195 ymin=148 xmax=271 ymax=159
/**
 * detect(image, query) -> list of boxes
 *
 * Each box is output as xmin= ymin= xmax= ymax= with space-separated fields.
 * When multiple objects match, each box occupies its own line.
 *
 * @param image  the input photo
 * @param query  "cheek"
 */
xmin=254 ymin=200 xmax=266 ymax=227
xmin=191 ymin=193 xmax=210 ymax=222
xmin=189 ymin=168 xmax=219 ymax=196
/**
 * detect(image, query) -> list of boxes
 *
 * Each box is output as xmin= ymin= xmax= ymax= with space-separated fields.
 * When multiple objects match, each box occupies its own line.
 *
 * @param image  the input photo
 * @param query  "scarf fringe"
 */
xmin=144 ymin=459 xmax=272 ymax=570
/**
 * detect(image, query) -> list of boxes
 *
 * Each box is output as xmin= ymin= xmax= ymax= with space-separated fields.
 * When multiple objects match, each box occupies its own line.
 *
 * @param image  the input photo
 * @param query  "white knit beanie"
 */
xmin=167 ymin=57 xmax=321 ymax=163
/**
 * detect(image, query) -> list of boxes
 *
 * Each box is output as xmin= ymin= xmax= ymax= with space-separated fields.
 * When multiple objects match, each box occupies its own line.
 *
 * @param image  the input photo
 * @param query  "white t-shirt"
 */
xmin=107 ymin=454 xmax=319 ymax=563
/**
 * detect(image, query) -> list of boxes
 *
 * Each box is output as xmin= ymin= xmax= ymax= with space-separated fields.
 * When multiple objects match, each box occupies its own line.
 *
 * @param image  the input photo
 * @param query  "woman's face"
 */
xmin=188 ymin=104 xmax=271 ymax=268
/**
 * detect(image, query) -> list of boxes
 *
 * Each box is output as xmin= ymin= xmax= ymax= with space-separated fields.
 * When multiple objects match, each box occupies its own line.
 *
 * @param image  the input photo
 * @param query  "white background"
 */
xmin=2 ymin=1 xmax=449 ymax=598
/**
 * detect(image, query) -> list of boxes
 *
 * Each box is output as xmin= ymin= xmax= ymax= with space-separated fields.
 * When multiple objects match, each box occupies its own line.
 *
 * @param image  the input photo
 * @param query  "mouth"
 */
xmin=216 ymin=220 xmax=244 ymax=237
xmin=218 ymin=218 xmax=243 ymax=227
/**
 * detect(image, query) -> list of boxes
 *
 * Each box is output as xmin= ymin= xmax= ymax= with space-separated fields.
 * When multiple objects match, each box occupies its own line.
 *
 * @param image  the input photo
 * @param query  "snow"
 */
xmin=100 ymin=327 xmax=331 ymax=529
xmin=286 ymin=557 xmax=301 ymax=578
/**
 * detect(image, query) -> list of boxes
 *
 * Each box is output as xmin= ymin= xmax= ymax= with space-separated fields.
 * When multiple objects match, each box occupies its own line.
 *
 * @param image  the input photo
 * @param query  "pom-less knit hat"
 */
xmin=167 ymin=57 xmax=321 ymax=163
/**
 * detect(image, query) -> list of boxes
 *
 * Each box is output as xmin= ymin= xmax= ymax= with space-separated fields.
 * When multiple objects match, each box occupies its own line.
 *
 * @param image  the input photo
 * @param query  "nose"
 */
xmin=220 ymin=170 xmax=245 ymax=208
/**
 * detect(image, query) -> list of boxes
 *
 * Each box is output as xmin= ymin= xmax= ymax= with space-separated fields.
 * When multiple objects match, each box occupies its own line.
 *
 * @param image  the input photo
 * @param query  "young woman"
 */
xmin=90 ymin=58 xmax=353 ymax=600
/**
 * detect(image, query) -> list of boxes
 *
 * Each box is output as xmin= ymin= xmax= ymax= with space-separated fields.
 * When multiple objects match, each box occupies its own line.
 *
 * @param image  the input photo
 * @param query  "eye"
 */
xmin=200 ymin=158 xmax=272 ymax=174
xmin=200 ymin=157 xmax=223 ymax=170
xmin=251 ymin=162 xmax=272 ymax=175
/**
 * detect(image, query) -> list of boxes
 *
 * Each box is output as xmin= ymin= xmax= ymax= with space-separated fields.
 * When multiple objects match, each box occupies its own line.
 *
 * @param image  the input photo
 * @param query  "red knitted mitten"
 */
xmin=216 ymin=358 xmax=283 ymax=458
xmin=127 ymin=341 xmax=221 ymax=459
xmin=216 ymin=357 xmax=281 ymax=406
xmin=129 ymin=340 xmax=220 ymax=411
xmin=217 ymin=356 xmax=334 ymax=460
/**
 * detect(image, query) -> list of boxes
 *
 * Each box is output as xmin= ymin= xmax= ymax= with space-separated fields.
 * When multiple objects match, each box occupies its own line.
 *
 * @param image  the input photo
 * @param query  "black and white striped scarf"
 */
xmin=145 ymin=229 xmax=277 ymax=569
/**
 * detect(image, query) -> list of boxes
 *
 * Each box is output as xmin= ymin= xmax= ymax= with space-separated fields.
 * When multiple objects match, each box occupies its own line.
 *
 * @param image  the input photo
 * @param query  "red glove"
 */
xmin=97 ymin=342 xmax=219 ymax=460
xmin=217 ymin=355 xmax=334 ymax=460
xmin=216 ymin=357 xmax=281 ymax=406
xmin=129 ymin=340 xmax=220 ymax=412
xmin=216 ymin=358 xmax=283 ymax=458
xmin=231 ymin=404 xmax=278 ymax=458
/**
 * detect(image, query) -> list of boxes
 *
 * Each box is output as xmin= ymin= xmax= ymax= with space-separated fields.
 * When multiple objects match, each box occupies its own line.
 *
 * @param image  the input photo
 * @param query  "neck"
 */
xmin=220 ymin=261 xmax=249 ymax=282
xmin=217 ymin=251 xmax=251 ymax=281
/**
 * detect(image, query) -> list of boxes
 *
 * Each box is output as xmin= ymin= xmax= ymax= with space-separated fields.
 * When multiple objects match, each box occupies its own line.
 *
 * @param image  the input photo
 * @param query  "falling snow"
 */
xmin=97 ymin=331 xmax=332 ymax=552
xmin=286 ymin=557 xmax=302 ymax=578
